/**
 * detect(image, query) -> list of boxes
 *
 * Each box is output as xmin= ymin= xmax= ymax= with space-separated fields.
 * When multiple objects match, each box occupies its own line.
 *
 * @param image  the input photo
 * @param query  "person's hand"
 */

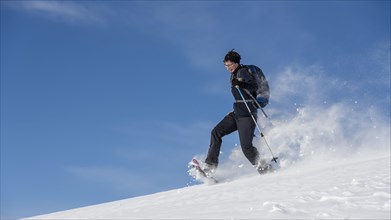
xmin=231 ymin=78 xmax=240 ymax=87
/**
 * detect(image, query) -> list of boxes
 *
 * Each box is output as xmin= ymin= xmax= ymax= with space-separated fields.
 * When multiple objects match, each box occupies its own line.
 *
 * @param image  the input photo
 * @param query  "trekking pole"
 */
xmin=235 ymin=86 xmax=278 ymax=163
xmin=260 ymin=108 xmax=268 ymax=118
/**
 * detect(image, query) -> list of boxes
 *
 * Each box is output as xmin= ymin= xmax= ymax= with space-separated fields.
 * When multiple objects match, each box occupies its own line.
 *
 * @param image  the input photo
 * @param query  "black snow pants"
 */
xmin=205 ymin=112 xmax=260 ymax=167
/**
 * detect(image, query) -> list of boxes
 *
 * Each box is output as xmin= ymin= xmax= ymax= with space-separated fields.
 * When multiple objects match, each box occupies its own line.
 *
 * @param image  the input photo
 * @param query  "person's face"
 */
xmin=224 ymin=61 xmax=239 ymax=73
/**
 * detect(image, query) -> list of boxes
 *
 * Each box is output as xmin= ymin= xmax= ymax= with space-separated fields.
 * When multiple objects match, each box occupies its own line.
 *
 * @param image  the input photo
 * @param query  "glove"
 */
xmin=256 ymin=97 xmax=269 ymax=108
xmin=231 ymin=78 xmax=241 ymax=87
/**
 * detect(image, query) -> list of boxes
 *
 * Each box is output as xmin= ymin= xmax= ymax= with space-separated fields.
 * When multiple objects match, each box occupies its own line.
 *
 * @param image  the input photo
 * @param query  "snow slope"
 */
xmin=25 ymin=100 xmax=390 ymax=219
xmin=25 ymin=152 xmax=390 ymax=219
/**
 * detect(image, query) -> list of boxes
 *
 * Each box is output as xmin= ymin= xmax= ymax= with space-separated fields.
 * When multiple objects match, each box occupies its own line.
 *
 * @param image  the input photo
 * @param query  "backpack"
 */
xmin=244 ymin=65 xmax=270 ymax=108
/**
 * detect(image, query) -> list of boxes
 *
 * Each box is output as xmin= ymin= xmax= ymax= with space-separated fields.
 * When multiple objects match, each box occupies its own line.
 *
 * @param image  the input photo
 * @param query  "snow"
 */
xmin=25 ymin=153 xmax=390 ymax=219
xmin=24 ymin=103 xmax=390 ymax=219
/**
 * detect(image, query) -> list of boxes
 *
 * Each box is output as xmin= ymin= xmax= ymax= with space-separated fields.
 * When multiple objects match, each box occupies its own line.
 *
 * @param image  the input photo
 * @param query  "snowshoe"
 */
xmin=189 ymin=159 xmax=218 ymax=184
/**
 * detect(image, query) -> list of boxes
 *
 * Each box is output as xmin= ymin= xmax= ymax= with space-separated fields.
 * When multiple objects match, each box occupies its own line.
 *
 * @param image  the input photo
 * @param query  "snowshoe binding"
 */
xmin=255 ymin=159 xmax=273 ymax=175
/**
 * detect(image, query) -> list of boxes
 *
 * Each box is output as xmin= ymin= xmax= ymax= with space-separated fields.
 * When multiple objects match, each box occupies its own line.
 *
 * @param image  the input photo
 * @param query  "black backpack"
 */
xmin=244 ymin=65 xmax=270 ymax=108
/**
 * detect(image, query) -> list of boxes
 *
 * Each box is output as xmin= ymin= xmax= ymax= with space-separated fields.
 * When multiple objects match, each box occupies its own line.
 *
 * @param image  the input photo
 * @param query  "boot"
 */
xmin=255 ymin=159 xmax=271 ymax=175
xmin=203 ymin=163 xmax=217 ymax=177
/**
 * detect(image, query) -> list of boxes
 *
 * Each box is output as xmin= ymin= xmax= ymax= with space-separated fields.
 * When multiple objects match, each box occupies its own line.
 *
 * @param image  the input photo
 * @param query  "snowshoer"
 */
xmin=204 ymin=50 xmax=270 ymax=175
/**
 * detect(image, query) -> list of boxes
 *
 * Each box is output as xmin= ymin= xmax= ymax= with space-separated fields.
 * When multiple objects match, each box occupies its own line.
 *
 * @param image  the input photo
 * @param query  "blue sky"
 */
xmin=1 ymin=1 xmax=390 ymax=219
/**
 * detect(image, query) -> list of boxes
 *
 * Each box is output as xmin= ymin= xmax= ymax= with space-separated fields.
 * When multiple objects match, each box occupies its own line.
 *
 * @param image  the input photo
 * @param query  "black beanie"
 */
xmin=223 ymin=49 xmax=241 ymax=64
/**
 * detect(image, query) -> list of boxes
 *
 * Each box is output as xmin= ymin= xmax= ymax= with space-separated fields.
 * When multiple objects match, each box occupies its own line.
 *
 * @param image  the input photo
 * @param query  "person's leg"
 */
xmin=236 ymin=116 xmax=260 ymax=165
xmin=205 ymin=112 xmax=237 ymax=167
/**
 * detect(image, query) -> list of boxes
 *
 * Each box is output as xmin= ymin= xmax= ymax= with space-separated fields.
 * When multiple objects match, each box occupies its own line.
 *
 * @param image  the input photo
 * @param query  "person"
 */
xmin=204 ymin=50 xmax=268 ymax=175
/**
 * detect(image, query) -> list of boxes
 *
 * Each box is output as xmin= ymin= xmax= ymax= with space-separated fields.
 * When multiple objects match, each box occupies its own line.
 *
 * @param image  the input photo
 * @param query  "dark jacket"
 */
xmin=230 ymin=65 xmax=258 ymax=117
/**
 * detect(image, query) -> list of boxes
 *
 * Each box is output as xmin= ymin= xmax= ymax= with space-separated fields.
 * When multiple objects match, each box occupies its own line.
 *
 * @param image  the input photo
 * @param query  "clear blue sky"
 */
xmin=1 ymin=1 xmax=390 ymax=219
